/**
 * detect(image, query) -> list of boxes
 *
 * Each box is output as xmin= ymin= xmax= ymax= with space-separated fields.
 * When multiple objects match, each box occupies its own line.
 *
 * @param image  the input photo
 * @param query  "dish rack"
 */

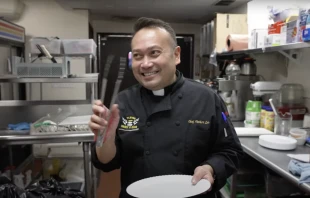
xmin=30 ymin=108 xmax=92 ymax=135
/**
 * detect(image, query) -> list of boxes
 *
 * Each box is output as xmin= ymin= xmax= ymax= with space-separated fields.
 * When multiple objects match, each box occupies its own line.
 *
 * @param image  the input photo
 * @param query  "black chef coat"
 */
xmin=92 ymin=70 xmax=243 ymax=198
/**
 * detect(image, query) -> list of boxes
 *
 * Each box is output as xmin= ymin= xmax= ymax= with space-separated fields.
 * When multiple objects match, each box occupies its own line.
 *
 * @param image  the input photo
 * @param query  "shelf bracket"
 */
xmin=278 ymin=50 xmax=301 ymax=66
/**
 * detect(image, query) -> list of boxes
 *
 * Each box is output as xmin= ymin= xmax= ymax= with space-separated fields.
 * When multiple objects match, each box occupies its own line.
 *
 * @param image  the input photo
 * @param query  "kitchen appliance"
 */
xmin=276 ymin=84 xmax=307 ymax=124
xmin=250 ymin=81 xmax=283 ymax=105
xmin=217 ymin=75 xmax=260 ymax=121
xmin=240 ymin=58 xmax=257 ymax=75
xmin=225 ymin=61 xmax=241 ymax=76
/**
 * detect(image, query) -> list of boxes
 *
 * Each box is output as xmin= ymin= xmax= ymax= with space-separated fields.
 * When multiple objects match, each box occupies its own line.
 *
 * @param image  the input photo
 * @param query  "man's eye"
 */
xmin=133 ymin=53 xmax=142 ymax=59
xmin=150 ymin=50 xmax=161 ymax=57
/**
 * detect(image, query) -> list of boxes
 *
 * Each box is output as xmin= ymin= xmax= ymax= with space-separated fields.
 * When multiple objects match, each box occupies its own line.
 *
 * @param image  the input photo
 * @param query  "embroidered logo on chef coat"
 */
xmin=188 ymin=120 xmax=210 ymax=125
xmin=119 ymin=116 xmax=139 ymax=131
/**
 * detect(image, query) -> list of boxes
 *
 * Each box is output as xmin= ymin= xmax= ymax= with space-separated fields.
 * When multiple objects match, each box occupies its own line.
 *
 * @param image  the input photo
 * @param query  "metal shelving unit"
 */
xmin=0 ymin=74 xmax=98 ymax=83
xmin=0 ymin=19 xmax=98 ymax=198
xmin=216 ymin=42 xmax=310 ymax=66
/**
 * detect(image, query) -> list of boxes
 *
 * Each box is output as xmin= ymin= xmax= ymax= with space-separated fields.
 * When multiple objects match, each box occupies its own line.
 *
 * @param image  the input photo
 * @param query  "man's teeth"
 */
xmin=144 ymin=72 xmax=157 ymax=76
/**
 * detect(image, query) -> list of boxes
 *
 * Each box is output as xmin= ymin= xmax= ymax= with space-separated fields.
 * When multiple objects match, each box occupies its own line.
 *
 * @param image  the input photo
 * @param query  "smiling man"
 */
xmin=89 ymin=17 xmax=243 ymax=198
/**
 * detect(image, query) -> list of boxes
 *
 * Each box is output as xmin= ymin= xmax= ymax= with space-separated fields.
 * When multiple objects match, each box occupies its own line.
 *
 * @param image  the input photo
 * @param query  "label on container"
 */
xmin=265 ymin=111 xmax=275 ymax=132
xmin=246 ymin=112 xmax=261 ymax=121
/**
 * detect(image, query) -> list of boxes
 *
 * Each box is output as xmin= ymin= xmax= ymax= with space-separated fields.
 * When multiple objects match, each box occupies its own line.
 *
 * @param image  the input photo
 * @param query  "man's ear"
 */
xmin=174 ymin=46 xmax=181 ymax=65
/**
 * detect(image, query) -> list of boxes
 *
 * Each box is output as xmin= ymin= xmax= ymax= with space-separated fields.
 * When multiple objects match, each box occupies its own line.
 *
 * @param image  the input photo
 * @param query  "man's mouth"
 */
xmin=142 ymin=71 xmax=159 ymax=76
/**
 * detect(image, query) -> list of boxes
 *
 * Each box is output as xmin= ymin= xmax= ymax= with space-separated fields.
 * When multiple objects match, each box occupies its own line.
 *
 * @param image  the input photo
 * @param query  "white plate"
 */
xmin=259 ymin=135 xmax=297 ymax=150
xmin=235 ymin=127 xmax=274 ymax=137
xmin=126 ymin=175 xmax=211 ymax=198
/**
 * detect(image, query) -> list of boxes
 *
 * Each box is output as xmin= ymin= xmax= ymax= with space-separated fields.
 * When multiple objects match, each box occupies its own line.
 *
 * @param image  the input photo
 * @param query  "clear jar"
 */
xmin=274 ymin=112 xmax=293 ymax=136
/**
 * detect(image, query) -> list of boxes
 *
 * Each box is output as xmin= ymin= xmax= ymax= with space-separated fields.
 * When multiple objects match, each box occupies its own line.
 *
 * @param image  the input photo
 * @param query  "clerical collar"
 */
xmin=146 ymin=70 xmax=182 ymax=96
xmin=152 ymin=89 xmax=165 ymax=96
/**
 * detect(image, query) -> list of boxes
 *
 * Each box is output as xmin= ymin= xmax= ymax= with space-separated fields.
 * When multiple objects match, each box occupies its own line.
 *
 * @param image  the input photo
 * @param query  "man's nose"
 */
xmin=141 ymin=56 xmax=153 ymax=68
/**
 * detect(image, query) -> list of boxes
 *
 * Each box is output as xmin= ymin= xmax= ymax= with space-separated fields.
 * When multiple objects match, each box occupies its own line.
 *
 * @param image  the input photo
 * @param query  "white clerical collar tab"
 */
xmin=152 ymin=89 xmax=164 ymax=96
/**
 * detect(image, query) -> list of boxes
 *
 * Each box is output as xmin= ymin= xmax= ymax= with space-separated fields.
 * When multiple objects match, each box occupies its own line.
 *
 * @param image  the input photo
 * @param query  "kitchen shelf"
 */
xmin=0 ymin=100 xmax=92 ymax=107
xmin=0 ymin=74 xmax=98 ymax=83
xmin=218 ymin=42 xmax=310 ymax=57
xmin=30 ymin=53 xmax=96 ymax=58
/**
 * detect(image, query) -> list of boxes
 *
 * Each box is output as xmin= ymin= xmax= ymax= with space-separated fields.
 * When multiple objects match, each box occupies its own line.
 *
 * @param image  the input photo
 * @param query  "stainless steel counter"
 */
xmin=0 ymin=132 xmax=95 ymax=198
xmin=240 ymin=137 xmax=310 ymax=193
xmin=0 ymin=132 xmax=94 ymax=145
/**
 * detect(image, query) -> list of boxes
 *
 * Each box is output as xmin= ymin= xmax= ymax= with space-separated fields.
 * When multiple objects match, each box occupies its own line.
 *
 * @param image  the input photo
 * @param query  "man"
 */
xmin=89 ymin=17 xmax=243 ymax=198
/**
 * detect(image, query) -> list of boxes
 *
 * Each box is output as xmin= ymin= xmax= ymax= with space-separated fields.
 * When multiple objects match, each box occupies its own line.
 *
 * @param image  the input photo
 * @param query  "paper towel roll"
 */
xmin=226 ymin=34 xmax=249 ymax=51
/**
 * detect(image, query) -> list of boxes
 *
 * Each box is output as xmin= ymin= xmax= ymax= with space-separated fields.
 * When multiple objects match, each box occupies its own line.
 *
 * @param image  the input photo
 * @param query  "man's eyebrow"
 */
xmin=132 ymin=45 xmax=163 ymax=52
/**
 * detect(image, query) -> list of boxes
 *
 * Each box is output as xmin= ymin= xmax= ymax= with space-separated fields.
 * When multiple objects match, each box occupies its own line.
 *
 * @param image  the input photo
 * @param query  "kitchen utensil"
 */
xmin=240 ymin=58 xmax=257 ymax=75
xmin=100 ymin=55 xmax=114 ymax=102
xmin=96 ymin=57 xmax=126 ymax=147
xmin=40 ymin=45 xmax=57 ymax=63
xmin=259 ymin=135 xmax=297 ymax=150
xmin=126 ymin=175 xmax=211 ymax=198
xmin=269 ymin=99 xmax=278 ymax=116
xmin=225 ymin=61 xmax=241 ymax=76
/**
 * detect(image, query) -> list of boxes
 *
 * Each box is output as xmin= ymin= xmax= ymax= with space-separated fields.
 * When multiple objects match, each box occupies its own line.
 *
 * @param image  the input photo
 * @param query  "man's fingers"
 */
xmin=92 ymin=104 xmax=105 ymax=116
xmin=90 ymin=114 xmax=108 ymax=126
xmin=192 ymin=167 xmax=205 ymax=185
xmin=89 ymin=121 xmax=105 ymax=134
xmin=94 ymin=100 xmax=103 ymax=106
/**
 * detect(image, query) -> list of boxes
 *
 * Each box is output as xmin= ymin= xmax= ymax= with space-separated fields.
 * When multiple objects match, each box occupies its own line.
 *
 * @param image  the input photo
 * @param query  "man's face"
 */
xmin=131 ymin=27 xmax=181 ymax=91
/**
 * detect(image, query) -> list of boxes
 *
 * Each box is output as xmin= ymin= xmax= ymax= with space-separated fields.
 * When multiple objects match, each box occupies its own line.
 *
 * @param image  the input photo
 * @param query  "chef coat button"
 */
xmin=146 ymin=122 xmax=151 ymax=127
xmin=173 ymin=150 xmax=178 ymax=156
xmin=145 ymin=150 xmax=150 ymax=155
xmin=178 ymin=94 xmax=183 ymax=99
xmin=175 ymin=121 xmax=180 ymax=126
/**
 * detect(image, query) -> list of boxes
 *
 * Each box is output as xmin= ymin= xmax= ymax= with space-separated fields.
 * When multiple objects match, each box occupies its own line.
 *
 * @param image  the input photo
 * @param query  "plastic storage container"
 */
xmin=264 ymin=106 xmax=275 ymax=131
xmin=260 ymin=106 xmax=267 ymax=128
xmin=30 ymin=37 xmax=62 ymax=54
xmin=245 ymin=100 xmax=261 ymax=127
xmin=63 ymin=39 xmax=97 ymax=56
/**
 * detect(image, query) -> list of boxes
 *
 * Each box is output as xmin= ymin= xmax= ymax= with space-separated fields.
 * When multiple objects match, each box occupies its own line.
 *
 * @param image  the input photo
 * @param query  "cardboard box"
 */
xmin=250 ymin=29 xmax=268 ymax=49
xmin=264 ymin=34 xmax=282 ymax=47
xmin=300 ymin=8 xmax=310 ymax=42
xmin=214 ymin=13 xmax=248 ymax=52
xmin=286 ymin=20 xmax=299 ymax=44
xmin=302 ymin=28 xmax=310 ymax=41
xmin=268 ymin=21 xmax=285 ymax=34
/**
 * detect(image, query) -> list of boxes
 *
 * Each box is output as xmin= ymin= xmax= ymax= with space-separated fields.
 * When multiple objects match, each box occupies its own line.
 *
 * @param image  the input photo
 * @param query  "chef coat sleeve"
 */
xmin=91 ymin=97 xmax=122 ymax=172
xmin=91 ymin=133 xmax=121 ymax=172
xmin=202 ymin=94 xmax=244 ymax=192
